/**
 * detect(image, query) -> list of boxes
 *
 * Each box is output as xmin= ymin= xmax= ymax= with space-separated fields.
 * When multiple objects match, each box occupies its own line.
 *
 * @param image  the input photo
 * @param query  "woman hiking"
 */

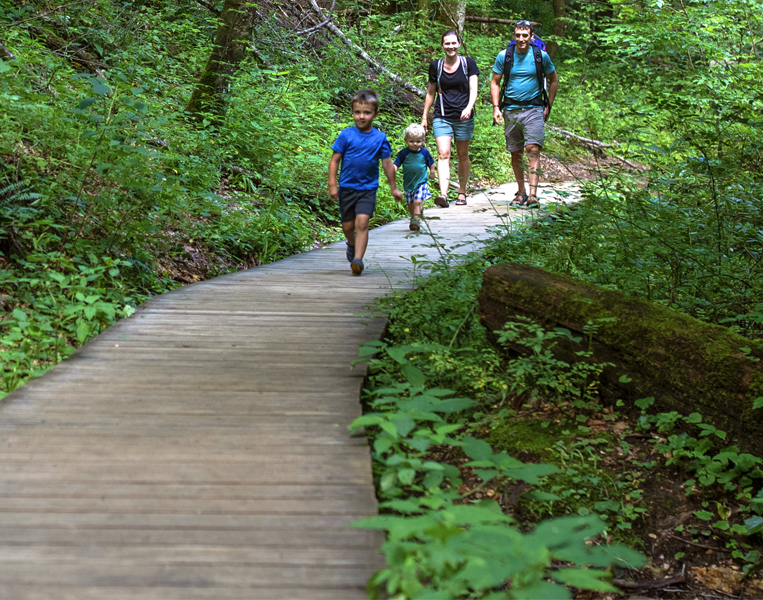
xmin=421 ymin=30 xmax=480 ymax=206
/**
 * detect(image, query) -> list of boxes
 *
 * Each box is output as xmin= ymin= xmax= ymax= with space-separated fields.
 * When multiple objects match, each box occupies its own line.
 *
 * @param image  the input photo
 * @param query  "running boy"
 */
xmin=328 ymin=89 xmax=402 ymax=276
xmin=393 ymin=124 xmax=436 ymax=231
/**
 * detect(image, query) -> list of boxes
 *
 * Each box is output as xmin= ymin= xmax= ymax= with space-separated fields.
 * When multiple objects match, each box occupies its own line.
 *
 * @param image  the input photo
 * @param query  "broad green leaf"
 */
xmin=525 ymin=491 xmax=562 ymax=501
xmin=753 ymin=397 xmax=763 ymax=410
xmin=401 ymin=364 xmax=425 ymax=387
xmin=554 ymin=568 xmax=617 ymax=592
xmin=0 ymin=59 xmax=10 ymax=73
xmin=512 ymin=580 xmax=571 ymax=599
xmin=397 ymin=469 xmax=416 ymax=485
xmin=694 ymin=510 xmax=713 ymax=521
xmin=78 ymin=97 xmax=97 ymax=109
xmin=461 ymin=436 xmax=494 ymax=461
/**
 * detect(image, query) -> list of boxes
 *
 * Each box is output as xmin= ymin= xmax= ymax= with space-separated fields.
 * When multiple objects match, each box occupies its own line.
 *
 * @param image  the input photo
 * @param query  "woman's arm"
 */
xmin=461 ymin=73 xmax=479 ymax=121
xmin=421 ymin=81 xmax=437 ymax=131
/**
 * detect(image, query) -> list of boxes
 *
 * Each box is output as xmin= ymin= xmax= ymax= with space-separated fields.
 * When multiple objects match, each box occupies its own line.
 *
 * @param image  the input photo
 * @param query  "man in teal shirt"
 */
xmin=490 ymin=21 xmax=559 ymax=209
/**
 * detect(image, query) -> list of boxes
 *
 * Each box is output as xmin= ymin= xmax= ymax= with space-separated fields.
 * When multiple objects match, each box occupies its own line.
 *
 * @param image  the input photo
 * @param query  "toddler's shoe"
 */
xmin=351 ymin=258 xmax=364 ymax=276
xmin=409 ymin=218 xmax=421 ymax=231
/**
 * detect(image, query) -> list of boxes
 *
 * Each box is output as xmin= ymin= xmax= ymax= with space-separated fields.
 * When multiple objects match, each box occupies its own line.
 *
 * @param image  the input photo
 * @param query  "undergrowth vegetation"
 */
xmin=348 ymin=0 xmax=763 ymax=597
xmin=0 ymin=0 xmax=521 ymax=398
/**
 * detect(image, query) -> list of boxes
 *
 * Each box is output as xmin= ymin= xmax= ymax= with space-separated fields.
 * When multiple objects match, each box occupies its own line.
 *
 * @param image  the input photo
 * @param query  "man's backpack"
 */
xmin=498 ymin=42 xmax=549 ymax=111
xmin=436 ymin=56 xmax=468 ymax=116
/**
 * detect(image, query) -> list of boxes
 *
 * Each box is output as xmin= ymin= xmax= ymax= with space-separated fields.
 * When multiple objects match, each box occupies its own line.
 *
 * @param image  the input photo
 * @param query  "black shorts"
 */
xmin=339 ymin=187 xmax=377 ymax=223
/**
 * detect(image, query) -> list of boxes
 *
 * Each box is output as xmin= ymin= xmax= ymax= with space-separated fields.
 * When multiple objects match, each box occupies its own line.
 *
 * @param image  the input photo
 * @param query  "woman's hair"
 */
xmin=441 ymin=30 xmax=461 ymax=44
xmin=351 ymin=89 xmax=379 ymax=111
xmin=404 ymin=123 xmax=426 ymax=140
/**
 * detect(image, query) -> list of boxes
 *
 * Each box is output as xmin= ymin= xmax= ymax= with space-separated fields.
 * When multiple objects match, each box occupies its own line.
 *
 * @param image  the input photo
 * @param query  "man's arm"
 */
xmin=421 ymin=81 xmax=437 ymax=131
xmin=490 ymin=71 xmax=503 ymax=126
xmin=328 ymin=152 xmax=342 ymax=199
xmin=544 ymin=70 xmax=559 ymax=122
xmin=382 ymin=158 xmax=403 ymax=202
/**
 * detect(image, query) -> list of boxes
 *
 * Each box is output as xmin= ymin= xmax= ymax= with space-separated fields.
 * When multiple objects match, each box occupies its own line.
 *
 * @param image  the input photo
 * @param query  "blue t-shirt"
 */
xmin=394 ymin=147 xmax=435 ymax=192
xmin=331 ymin=126 xmax=392 ymax=190
xmin=492 ymin=47 xmax=555 ymax=111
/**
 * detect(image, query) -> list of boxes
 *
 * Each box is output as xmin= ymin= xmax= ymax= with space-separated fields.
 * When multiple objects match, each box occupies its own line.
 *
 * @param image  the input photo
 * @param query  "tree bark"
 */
xmin=478 ymin=263 xmax=763 ymax=457
xmin=185 ymin=0 xmax=255 ymax=116
xmin=547 ymin=0 xmax=568 ymax=58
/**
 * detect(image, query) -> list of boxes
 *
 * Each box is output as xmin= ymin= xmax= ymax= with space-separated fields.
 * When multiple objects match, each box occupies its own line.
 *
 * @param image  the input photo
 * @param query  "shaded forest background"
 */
xmin=2 ymin=0 xmax=763 ymax=596
xmin=0 ymin=0 xmax=761 ymax=393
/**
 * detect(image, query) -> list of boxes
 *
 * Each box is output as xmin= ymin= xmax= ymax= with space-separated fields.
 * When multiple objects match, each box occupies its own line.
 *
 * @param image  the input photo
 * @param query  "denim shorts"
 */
xmin=432 ymin=117 xmax=475 ymax=141
xmin=503 ymin=107 xmax=545 ymax=152
xmin=338 ymin=187 xmax=377 ymax=222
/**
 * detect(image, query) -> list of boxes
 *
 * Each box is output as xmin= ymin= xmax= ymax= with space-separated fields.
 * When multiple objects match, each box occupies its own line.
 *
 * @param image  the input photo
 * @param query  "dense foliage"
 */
xmin=0 ymin=0 xmax=519 ymax=397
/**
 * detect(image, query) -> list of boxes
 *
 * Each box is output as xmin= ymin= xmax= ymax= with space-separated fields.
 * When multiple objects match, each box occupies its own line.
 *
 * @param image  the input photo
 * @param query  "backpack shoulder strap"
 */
xmin=531 ymin=45 xmax=550 ymax=107
xmin=499 ymin=45 xmax=513 ymax=110
xmin=460 ymin=56 xmax=468 ymax=78
xmin=532 ymin=44 xmax=543 ymax=89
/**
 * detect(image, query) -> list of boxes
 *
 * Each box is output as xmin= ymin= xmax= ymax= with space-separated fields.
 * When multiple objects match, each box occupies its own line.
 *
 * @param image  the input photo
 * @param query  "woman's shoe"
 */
xmin=434 ymin=195 xmax=449 ymax=208
xmin=525 ymin=196 xmax=540 ymax=209
xmin=511 ymin=193 xmax=528 ymax=206
xmin=455 ymin=193 xmax=467 ymax=205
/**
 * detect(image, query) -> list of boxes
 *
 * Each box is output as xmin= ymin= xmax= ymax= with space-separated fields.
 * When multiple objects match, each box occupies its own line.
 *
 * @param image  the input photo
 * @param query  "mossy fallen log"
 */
xmin=478 ymin=263 xmax=763 ymax=457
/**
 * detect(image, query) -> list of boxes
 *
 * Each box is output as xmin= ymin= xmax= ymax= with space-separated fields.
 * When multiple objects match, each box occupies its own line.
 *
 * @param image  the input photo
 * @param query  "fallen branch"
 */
xmin=307 ymin=0 xmax=425 ymax=98
xmin=614 ymin=573 xmax=686 ymax=591
xmin=547 ymin=125 xmax=645 ymax=171
xmin=547 ymin=125 xmax=612 ymax=149
xmin=465 ymin=16 xmax=541 ymax=27
xmin=296 ymin=0 xmax=336 ymax=34
xmin=0 ymin=38 xmax=14 ymax=59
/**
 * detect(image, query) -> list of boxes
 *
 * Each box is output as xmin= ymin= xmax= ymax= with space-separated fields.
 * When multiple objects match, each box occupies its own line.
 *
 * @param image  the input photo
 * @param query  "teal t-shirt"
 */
xmin=393 ymin=147 xmax=435 ymax=192
xmin=492 ymin=47 xmax=555 ymax=111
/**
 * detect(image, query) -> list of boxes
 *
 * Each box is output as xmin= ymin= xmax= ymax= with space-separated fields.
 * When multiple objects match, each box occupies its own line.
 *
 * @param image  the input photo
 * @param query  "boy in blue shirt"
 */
xmin=393 ymin=124 xmax=436 ymax=232
xmin=328 ymin=90 xmax=402 ymax=275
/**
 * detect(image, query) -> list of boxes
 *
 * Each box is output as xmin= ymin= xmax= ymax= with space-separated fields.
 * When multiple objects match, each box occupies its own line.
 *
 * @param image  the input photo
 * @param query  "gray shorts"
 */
xmin=503 ymin=107 xmax=545 ymax=152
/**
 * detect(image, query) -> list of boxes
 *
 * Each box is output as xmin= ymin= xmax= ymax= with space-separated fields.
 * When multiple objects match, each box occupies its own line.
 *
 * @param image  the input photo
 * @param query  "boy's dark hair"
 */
xmin=441 ymin=29 xmax=461 ymax=44
xmin=351 ymin=89 xmax=379 ymax=111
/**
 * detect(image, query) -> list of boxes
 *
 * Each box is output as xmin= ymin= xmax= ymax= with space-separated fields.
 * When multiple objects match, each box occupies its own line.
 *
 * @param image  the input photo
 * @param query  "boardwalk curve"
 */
xmin=0 ymin=184 xmax=576 ymax=599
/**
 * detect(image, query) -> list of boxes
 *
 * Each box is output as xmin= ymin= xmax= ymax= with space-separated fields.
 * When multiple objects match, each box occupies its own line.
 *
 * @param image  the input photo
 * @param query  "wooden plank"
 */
xmin=0 ymin=185 xmax=547 ymax=597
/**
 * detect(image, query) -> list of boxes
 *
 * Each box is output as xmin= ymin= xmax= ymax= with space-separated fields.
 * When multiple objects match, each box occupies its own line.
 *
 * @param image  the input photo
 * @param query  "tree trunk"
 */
xmin=185 ymin=0 xmax=255 ymax=116
xmin=455 ymin=0 xmax=465 ymax=37
xmin=417 ymin=0 xmax=428 ymax=23
xmin=478 ymin=263 xmax=763 ymax=457
xmin=547 ymin=0 xmax=568 ymax=58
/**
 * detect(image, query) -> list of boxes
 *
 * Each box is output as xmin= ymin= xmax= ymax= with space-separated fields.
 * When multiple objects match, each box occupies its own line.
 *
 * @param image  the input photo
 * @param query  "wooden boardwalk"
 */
xmin=0 ymin=184 xmax=573 ymax=599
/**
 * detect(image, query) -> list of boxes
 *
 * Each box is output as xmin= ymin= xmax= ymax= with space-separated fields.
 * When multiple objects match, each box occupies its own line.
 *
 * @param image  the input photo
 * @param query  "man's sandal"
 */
xmin=434 ymin=195 xmax=449 ymax=208
xmin=511 ymin=193 xmax=528 ymax=207
xmin=455 ymin=193 xmax=467 ymax=206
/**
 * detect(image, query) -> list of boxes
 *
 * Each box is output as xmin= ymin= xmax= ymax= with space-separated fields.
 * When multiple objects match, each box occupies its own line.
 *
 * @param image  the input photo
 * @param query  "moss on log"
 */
xmin=478 ymin=263 xmax=763 ymax=457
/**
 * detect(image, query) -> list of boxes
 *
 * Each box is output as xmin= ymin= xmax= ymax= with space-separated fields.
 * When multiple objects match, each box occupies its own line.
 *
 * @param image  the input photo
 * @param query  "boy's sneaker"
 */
xmin=351 ymin=258 xmax=364 ymax=275
xmin=346 ymin=242 xmax=355 ymax=262
xmin=525 ymin=197 xmax=540 ymax=209
xmin=511 ymin=193 xmax=528 ymax=206
xmin=409 ymin=218 xmax=421 ymax=231
xmin=434 ymin=195 xmax=449 ymax=208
